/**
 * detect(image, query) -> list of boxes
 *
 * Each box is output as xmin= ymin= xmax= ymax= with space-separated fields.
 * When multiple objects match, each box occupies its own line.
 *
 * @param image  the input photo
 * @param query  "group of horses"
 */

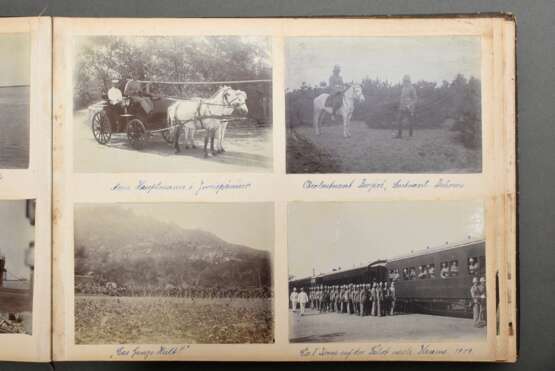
xmin=167 ymin=85 xmax=248 ymax=157
xmin=166 ymin=83 xmax=366 ymax=158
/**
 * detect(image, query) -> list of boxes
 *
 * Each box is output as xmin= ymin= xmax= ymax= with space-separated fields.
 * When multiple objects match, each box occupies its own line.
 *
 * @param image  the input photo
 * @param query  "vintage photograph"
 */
xmin=0 ymin=199 xmax=35 ymax=335
xmin=74 ymin=203 xmax=274 ymax=344
xmin=0 ymin=33 xmax=30 ymax=169
xmin=286 ymin=36 xmax=482 ymax=173
xmin=73 ymin=35 xmax=272 ymax=173
xmin=288 ymin=201 xmax=487 ymax=343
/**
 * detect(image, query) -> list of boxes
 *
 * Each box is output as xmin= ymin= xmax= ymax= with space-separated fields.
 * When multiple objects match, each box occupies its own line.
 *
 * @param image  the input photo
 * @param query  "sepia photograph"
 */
xmin=0 ymin=33 xmax=30 ymax=169
xmin=288 ymin=200 xmax=487 ymax=343
xmin=73 ymin=35 xmax=272 ymax=173
xmin=0 ymin=199 xmax=35 ymax=335
xmin=74 ymin=202 xmax=274 ymax=344
xmin=286 ymin=37 xmax=482 ymax=174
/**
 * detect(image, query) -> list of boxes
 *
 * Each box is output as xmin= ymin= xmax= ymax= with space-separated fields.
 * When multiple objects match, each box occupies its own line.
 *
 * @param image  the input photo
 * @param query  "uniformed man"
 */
xmin=290 ymin=287 xmax=298 ymax=312
xmin=328 ymin=65 xmax=345 ymax=119
xmin=376 ymin=282 xmax=384 ymax=317
xmin=394 ymin=74 xmax=418 ymax=138
xmin=478 ymin=277 xmax=487 ymax=326
xmin=389 ymin=282 xmax=397 ymax=316
xmin=123 ymin=79 xmax=154 ymax=116
xmin=108 ymin=79 xmax=123 ymax=104
xmin=360 ymin=284 xmax=369 ymax=316
xmin=298 ymin=288 xmax=309 ymax=316
xmin=470 ymin=277 xmax=480 ymax=327
xmin=370 ymin=283 xmax=378 ymax=316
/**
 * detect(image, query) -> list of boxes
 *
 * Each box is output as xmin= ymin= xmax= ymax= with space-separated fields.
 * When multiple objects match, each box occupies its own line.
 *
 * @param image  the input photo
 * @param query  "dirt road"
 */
xmin=73 ymin=110 xmax=273 ymax=173
xmin=287 ymin=121 xmax=481 ymax=173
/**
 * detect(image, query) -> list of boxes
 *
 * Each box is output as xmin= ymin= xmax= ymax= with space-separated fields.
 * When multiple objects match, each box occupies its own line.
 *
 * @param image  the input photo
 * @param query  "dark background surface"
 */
xmin=0 ymin=0 xmax=553 ymax=370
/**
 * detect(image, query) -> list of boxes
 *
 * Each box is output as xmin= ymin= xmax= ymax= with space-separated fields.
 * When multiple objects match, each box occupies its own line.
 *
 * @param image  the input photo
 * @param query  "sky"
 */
xmin=0 ymin=200 xmax=34 ymax=280
xmin=288 ymin=200 xmax=484 ymax=279
xmin=286 ymin=36 xmax=481 ymax=90
xmin=0 ymin=33 xmax=30 ymax=87
xmin=124 ymin=203 xmax=274 ymax=254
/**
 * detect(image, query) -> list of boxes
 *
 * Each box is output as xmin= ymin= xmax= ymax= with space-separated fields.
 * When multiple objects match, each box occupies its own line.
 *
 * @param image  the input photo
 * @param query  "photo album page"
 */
xmin=0 ymin=17 xmax=52 ymax=362
xmin=4 ymin=15 xmax=518 ymax=362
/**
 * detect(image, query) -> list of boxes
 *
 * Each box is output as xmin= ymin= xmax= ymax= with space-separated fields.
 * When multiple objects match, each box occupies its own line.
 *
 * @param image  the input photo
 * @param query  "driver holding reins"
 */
xmin=328 ymin=64 xmax=345 ymax=119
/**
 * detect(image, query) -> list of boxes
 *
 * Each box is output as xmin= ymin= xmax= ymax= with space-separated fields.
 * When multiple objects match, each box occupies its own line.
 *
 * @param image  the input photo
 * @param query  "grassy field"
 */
xmin=0 ymin=86 xmax=29 ymax=169
xmin=287 ymin=121 xmax=481 ymax=173
xmin=75 ymin=295 xmax=273 ymax=344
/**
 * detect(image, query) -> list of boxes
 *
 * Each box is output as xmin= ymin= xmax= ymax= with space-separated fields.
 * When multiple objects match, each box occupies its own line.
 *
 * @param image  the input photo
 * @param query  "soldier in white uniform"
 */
xmin=290 ymin=287 xmax=298 ymax=313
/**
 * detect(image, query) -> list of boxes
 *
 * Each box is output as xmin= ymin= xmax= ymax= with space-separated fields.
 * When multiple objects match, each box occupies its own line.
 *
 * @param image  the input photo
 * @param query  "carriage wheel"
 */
xmin=91 ymin=111 xmax=112 ymax=144
xmin=126 ymin=118 xmax=147 ymax=150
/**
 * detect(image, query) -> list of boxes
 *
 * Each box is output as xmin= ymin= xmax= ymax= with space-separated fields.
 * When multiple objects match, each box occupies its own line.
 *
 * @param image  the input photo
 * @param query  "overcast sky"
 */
xmin=288 ymin=200 xmax=484 ymax=279
xmin=126 ymin=203 xmax=274 ymax=254
xmin=0 ymin=33 xmax=30 ymax=87
xmin=285 ymin=36 xmax=480 ymax=90
xmin=0 ymin=200 xmax=34 ymax=280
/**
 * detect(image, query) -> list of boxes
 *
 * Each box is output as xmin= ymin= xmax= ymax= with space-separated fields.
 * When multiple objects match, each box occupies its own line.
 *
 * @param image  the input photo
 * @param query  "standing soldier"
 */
xmin=290 ymin=287 xmax=298 ymax=313
xmin=376 ymin=282 xmax=384 ymax=317
xmin=370 ymin=283 xmax=377 ymax=316
xmin=395 ymin=74 xmax=418 ymax=138
xmin=360 ymin=284 xmax=369 ymax=316
xmin=478 ymin=277 xmax=487 ymax=327
xmin=298 ymin=288 xmax=309 ymax=316
xmin=335 ymin=286 xmax=341 ymax=312
xmin=343 ymin=285 xmax=350 ymax=314
xmin=328 ymin=65 xmax=345 ymax=120
xmin=390 ymin=282 xmax=397 ymax=316
xmin=470 ymin=277 xmax=481 ymax=327
xmin=383 ymin=282 xmax=390 ymax=316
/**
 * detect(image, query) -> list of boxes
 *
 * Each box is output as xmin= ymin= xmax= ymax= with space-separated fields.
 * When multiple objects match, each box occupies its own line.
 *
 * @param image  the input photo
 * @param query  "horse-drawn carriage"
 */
xmin=88 ymin=79 xmax=259 ymax=154
xmin=89 ymin=80 xmax=176 ymax=149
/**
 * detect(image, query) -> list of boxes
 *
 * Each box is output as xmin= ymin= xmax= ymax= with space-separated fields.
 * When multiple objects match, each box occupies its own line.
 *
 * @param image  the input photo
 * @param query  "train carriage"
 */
xmin=386 ymin=239 xmax=485 ymax=318
xmin=288 ymin=239 xmax=485 ymax=318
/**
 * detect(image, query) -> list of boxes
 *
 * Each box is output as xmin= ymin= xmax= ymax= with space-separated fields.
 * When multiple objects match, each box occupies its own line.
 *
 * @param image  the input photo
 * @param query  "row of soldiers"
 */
xmin=291 ymin=282 xmax=396 ymax=317
xmin=75 ymin=280 xmax=271 ymax=299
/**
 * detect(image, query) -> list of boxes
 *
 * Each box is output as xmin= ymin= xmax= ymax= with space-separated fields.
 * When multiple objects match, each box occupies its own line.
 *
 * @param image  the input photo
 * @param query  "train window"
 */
xmin=409 ymin=267 xmax=417 ymax=280
xmin=468 ymin=256 xmax=480 ymax=275
xmin=402 ymin=268 xmax=409 ymax=280
xmin=418 ymin=265 xmax=427 ymax=279
xmin=479 ymin=256 xmax=486 ymax=274
xmin=450 ymin=260 xmax=459 ymax=276
xmin=428 ymin=264 xmax=436 ymax=279
xmin=440 ymin=262 xmax=450 ymax=279
xmin=389 ymin=269 xmax=400 ymax=281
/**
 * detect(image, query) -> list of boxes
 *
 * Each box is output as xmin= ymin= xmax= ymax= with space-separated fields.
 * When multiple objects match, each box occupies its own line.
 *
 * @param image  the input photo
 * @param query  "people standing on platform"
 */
xmin=298 ymin=288 xmax=309 ymax=316
xmin=370 ymin=283 xmax=378 ymax=316
xmin=389 ymin=282 xmax=396 ymax=316
xmin=478 ymin=277 xmax=487 ymax=327
xmin=470 ymin=277 xmax=480 ymax=327
xmin=290 ymin=287 xmax=298 ymax=313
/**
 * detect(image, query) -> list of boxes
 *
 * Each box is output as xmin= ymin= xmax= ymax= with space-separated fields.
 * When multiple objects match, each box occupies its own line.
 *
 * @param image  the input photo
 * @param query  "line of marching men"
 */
xmin=290 ymin=282 xmax=396 ymax=317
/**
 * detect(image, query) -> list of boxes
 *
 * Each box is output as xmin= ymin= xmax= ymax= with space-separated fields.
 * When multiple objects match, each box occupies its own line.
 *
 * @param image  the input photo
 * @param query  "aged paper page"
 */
xmin=0 ymin=17 xmax=52 ymax=362
xmin=52 ymin=16 xmax=516 ymax=362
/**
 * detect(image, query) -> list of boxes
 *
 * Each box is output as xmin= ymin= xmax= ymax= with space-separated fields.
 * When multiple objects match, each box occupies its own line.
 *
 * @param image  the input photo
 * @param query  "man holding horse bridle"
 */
xmin=328 ymin=65 xmax=345 ymax=120
xmin=395 ymin=74 xmax=418 ymax=138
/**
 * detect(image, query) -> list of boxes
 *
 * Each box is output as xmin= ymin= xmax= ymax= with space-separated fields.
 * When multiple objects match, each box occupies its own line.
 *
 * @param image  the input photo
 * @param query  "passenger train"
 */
xmin=288 ymin=239 xmax=485 ymax=318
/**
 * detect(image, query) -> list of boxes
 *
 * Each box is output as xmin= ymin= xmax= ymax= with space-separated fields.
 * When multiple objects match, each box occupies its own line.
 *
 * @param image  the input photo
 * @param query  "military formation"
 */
xmin=75 ymin=279 xmax=272 ymax=299
xmin=290 ymin=282 xmax=396 ymax=317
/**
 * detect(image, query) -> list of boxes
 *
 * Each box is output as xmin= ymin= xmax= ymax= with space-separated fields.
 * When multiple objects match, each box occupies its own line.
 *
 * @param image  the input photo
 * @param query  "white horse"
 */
xmin=313 ymin=84 xmax=365 ymax=137
xmin=168 ymin=86 xmax=248 ymax=157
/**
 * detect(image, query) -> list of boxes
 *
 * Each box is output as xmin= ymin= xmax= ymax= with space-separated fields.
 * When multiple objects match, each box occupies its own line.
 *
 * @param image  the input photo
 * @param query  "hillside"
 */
xmin=74 ymin=206 xmax=272 ymax=289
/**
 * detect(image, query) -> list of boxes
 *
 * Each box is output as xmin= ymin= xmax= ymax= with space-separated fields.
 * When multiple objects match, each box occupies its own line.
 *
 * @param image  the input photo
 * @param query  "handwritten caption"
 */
xmin=303 ymin=178 xmax=464 ymax=192
xmin=110 ymin=345 xmax=190 ymax=360
xmin=299 ymin=344 xmax=473 ymax=360
xmin=110 ymin=179 xmax=252 ymax=196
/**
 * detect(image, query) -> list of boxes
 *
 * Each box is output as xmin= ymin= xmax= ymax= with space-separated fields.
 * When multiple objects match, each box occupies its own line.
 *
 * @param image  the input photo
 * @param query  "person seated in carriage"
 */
xmin=123 ymin=79 xmax=154 ymax=117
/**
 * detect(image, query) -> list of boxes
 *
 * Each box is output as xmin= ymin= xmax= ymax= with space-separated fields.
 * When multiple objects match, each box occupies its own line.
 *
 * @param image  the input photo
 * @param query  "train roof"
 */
xmin=387 ymin=238 xmax=485 ymax=263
